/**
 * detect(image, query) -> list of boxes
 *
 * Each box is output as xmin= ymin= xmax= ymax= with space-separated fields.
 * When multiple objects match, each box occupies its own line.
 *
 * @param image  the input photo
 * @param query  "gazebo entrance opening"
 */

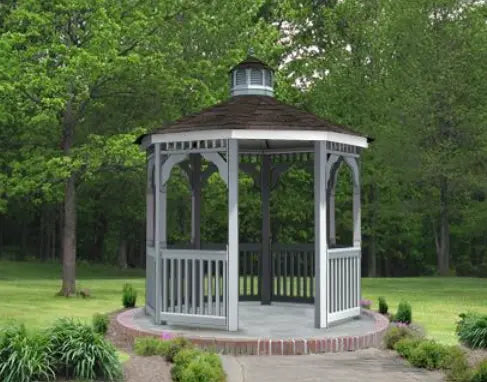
xmin=140 ymin=55 xmax=368 ymax=332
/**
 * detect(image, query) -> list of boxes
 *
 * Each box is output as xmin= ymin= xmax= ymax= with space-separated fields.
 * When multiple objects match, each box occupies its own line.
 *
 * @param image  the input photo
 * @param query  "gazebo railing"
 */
xmin=160 ymin=249 xmax=228 ymax=328
xmin=239 ymin=243 xmax=261 ymax=300
xmin=271 ymin=243 xmax=314 ymax=303
xmin=327 ymin=247 xmax=361 ymax=323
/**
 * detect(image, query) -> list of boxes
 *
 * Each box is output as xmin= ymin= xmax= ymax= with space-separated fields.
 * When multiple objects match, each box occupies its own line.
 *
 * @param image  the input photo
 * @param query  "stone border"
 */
xmin=113 ymin=308 xmax=389 ymax=356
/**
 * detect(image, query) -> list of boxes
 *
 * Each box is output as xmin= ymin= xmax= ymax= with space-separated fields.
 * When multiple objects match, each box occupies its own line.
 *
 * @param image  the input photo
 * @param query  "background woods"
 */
xmin=1 ymin=0 xmax=486 ymax=288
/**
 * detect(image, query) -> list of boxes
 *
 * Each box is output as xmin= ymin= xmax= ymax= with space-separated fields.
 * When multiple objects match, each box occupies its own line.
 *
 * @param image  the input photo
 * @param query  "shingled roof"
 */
xmin=137 ymin=95 xmax=365 ymax=144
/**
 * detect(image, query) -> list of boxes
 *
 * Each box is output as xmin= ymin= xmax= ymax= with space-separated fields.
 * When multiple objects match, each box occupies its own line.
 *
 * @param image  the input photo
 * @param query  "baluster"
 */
xmin=184 ymin=259 xmax=189 ymax=314
xmin=192 ymin=258 xmax=196 ymax=314
xmin=207 ymin=260 xmax=212 ymax=315
xmin=216 ymin=260 xmax=220 ymax=316
xmin=199 ymin=259 xmax=204 ymax=314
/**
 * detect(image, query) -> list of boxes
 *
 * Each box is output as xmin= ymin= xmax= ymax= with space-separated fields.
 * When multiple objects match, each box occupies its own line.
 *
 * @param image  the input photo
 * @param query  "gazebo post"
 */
xmin=227 ymin=139 xmax=239 ymax=331
xmin=153 ymin=143 xmax=162 ymax=324
xmin=314 ymin=141 xmax=328 ymax=328
xmin=190 ymin=154 xmax=202 ymax=249
xmin=260 ymin=154 xmax=272 ymax=305
xmin=329 ymin=172 xmax=337 ymax=247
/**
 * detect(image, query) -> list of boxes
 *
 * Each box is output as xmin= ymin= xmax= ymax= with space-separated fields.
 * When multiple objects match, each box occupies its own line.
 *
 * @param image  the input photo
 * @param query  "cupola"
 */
xmin=229 ymin=51 xmax=274 ymax=97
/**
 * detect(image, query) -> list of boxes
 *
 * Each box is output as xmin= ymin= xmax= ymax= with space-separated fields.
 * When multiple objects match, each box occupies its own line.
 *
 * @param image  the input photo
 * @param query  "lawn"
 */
xmin=0 ymin=260 xmax=486 ymax=344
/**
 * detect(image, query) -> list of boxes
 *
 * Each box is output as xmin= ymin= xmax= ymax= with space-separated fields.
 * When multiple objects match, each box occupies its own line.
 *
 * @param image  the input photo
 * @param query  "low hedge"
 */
xmin=134 ymin=336 xmax=226 ymax=382
xmin=393 ymin=337 xmax=483 ymax=382
xmin=0 ymin=320 xmax=122 ymax=382
xmin=457 ymin=313 xmax=487 ymax=349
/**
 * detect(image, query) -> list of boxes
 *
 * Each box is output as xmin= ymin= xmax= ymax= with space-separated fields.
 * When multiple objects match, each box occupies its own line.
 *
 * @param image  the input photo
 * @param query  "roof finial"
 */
xmin=248 ymin=47 xmax=255 ymax=56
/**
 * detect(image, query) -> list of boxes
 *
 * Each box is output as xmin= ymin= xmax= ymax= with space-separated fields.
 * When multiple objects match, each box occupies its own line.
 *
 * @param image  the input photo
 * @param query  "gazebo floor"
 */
xmin=115 ymin=302 xmax=389 ymax=355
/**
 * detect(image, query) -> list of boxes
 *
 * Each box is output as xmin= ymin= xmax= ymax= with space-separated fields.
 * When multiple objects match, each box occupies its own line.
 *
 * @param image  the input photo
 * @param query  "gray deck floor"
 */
xmin=134 ymin=302 xmax=375 ymax=339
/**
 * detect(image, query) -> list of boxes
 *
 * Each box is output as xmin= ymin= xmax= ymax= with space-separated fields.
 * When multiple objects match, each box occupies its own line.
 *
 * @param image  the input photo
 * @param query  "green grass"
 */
xmin=362 ymin=277 xmax=487 ymax=344
xmin=0 ymin=260 xmax=486 ymax=344
xmin=0 ymin=260 xmax=145 ymax=330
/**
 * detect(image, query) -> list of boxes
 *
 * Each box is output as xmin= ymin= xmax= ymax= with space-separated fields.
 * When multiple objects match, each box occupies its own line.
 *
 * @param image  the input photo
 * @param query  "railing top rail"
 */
xmin=327 ymin=246 xmax=361 ymax=259
xmin=161 ymin=249 xmax=227 ymax=261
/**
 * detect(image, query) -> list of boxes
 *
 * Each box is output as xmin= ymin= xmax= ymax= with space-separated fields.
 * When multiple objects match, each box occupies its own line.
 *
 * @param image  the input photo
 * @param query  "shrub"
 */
xmin=49 ymin=318 xmax=122 ymax=381
xmin=394 ymin=338 xmax=422 ymax=359
xmin=378 ymin=297 xmax=388 ymax=315
xmin=178 ymin=352 xmax=225 ymax=382
xmin=122 ymin=283 xmax=137 ymax=308
xmin=456 ymin=313 xmax=487 ymax=349
xmin=383 ymin=325 xmax=415 ymax=349
xmin=442 ymin=346 xmax=471 ymax=382
xmin=409 ymin=340 xmax=449 ymax=370
xmin=395 ymin=301 xmax=412 ymax=324
xmin=0 ymin=325 xmax=55 ymax=382
xmin=93 ymin=313 xmax=109 ymax=335
xmin=472 ymin=360 xmax=487 ymax=382
xmin=171 ymin=348 xmax=201 ymax=381
xmin=134 ymin=337 xmax=170 ymax=357
xmin=166 ymin=337 xmax=193 ymax=362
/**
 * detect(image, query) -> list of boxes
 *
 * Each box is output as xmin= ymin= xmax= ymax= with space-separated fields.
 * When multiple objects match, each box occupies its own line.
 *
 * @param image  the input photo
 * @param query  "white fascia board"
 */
xmin=148 ymin=129 xmax=368 ymax=148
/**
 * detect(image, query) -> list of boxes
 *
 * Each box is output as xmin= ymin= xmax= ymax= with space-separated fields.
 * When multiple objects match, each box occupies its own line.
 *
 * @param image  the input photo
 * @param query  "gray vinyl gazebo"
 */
xmin=137 ymin=56 xmax=368 ymax=331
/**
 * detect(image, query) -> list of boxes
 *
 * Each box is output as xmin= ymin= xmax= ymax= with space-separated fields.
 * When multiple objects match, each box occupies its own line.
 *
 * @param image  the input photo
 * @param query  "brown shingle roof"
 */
xmin=137 ymin=95 xmax=365 ymax=144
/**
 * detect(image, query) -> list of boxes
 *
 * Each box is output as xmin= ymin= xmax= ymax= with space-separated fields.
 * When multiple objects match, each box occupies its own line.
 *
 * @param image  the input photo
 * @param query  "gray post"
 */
xmin=329 ymin=171 xmax=337 ymax=246
xmin=227 ymin=139 xmax=239 ymax=331
xmin=154 ymin=144 xmax=162 ymax=324
xmin=261 ymin=154 xmax=272 ymax=304
xmin=352 ymin=164 xmax=361 ymax=248
xmin=314 ymin=141 xmax=328 ymax=328
xmin=145 ymin=154 xmax=154 ymax=316
xmin=190 ymin=154 xmax=202 ymax=249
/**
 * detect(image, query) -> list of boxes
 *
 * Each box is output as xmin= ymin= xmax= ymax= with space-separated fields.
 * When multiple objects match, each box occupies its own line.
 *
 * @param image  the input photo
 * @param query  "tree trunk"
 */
xmin=118 ymin=237 xmax=128 ymax=269
xmin=438 ymin=177 xmax=450 ymax=276
xmin=61 ymin=174 xmax=77 ymax=295
xmin=59 ymin=101 xmax=77 ymax=296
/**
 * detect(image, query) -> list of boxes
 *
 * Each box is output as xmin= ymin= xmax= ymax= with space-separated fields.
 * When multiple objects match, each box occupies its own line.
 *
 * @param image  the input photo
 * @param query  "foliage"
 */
xmin=383 ymin=325 xmax=416 ymax=350
xmin=122 ymin=283 xmax=137 ymax=308
xmin=408 ymin=340 xmax=450 ymax=370
xmin=456 ymin=313 xmax=487 ymax=349
xmin=471 ymin=360 xmax=487 ymax=382
xmin=0 ymin=325 xmax=55 ymax=382
xmin=166 ymin=337 xmax=194 ymax=362
xmin=171 ymin=348 xmax=201 ymax=381
xmin=173 ymin=349 xmax=225 ymax=382
xmin=394 ymin=337 xmax=471 ymax=380
xmin=395 ymin=301 xmax=412 ymax=324
xmin=394 ymin=338 xmax=423 ymax=359
xmin=92 ymin=313 xmax=109 ymax=335
xmin=378 ymin=296 xmax=388 ymax=315
xmin=49 ymin=318 xmax=122 ymax=381
xmin=134 ymin=337 xmax=170 ymax=357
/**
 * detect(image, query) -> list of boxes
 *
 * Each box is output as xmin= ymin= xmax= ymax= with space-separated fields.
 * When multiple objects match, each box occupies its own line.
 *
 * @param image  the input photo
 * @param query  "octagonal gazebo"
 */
xmin=137 ymin=55 xmax=368 ymax=332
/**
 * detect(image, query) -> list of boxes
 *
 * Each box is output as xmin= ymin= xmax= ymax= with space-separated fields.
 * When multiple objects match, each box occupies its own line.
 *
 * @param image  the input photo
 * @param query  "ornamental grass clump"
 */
xmin=395 ymin=301 xmax=412 ymax=324
xmin=0 ymin=325 xmax=55 ymax=382
xmin=378 ymin=296 xmax=388 ymax=315
xmin=93 ymin=313 xmax=109 ymax=335
xmin=122 ymin=283 xmax=137 ymax=308
xmin=49 ymin=318 xmax=122 ymax=381
xmin=456 ymin=312 xmax=487 ymax=349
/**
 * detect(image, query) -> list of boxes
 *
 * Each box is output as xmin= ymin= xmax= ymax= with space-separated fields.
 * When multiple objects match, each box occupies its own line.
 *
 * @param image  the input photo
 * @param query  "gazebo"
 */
xmin=137 ymin=55 xmax=368 ymax=332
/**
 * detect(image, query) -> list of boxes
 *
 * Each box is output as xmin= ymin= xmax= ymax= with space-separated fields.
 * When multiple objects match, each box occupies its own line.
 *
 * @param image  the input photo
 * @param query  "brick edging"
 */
xmin=113 ymin=308 xmax=389 ymax=356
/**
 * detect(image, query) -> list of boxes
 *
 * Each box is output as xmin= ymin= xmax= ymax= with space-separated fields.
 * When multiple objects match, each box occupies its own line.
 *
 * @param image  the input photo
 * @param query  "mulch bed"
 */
xmin=107 ymin=309 xmax=172 ymax=382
